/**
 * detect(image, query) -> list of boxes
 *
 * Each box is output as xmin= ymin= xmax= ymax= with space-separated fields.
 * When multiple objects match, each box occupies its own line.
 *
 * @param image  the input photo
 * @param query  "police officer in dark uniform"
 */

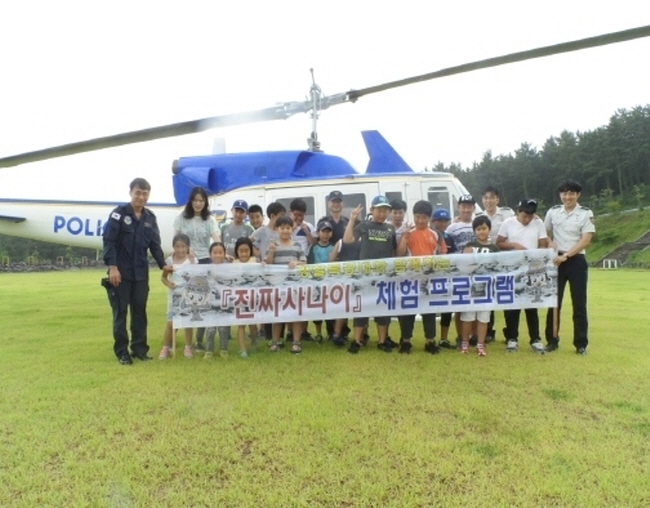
xmin=103 ymin=178 xmax=171 ymax=365
xmin=543 ymin=179 xmax=595 ymax=355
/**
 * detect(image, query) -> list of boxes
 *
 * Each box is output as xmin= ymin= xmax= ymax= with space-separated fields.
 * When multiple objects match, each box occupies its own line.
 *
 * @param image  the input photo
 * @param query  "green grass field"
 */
xmin=1 ymin=269 xmax=649 ymax=507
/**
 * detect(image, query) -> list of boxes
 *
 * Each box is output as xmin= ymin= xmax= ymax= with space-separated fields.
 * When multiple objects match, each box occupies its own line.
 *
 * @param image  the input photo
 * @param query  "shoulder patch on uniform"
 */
xmin=111 ymin=212 xmax=121 ymax=220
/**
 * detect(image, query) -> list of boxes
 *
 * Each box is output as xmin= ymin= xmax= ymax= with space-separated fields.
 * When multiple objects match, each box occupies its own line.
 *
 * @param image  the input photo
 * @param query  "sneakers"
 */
xmin=460 ymin=341 xmax=469 ymax=354
xmin=131 ymin=353 xmax=152 ymax=361
xmin=195 ymin=342 xmax=205 ymax=353
xmin=477 ymin=344 xmax=487 ymax=357
xmin=506 ymin=340 xmax=518 ymax=353
xmin=576 ymin=347 xmax=587 ymax=356
xmin=530 ymin=341 xmax=546 ymax=355
xmin=424 ymin=341 xmax=441 ymax=354
xmin=384 ymin=336 xmax=399 ymax=349
xmin=545 ymin=340 xmax=559 ymax=353
xmin=485 ymin=331 xmax=495 ymax=344
xmin=348 ymin=341 xmax=361 ymax=354
xmin=438 ymin=339 xmax=453 ymax=349
xmin=314 ymin=334 xmax=323 ymax=343
xmin=118 ymin=354 xmax=133 ymax=365
xmin=398 ymin=341 xmax=412 ymax=354
xmin=220 ymin=350 xmax=229 ymax=358
xmin=204 ymin=351 xmax=214 ymax=360
xmin=290 ymin=342 xmax=302 ymax=354
xmin=158 ymin=346 xmax=170 ymax=360
xmin=377 ymin=341 xmax=394 ymax=353
xmin=331 ymin=335 xmax=345 ymax=347
xmin=184 ymin=346 xmax=193 ymax=358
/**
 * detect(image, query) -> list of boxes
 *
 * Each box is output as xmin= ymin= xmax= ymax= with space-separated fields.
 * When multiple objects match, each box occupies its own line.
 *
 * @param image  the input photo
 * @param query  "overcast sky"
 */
xmin=1 ymin=1 xmax=649 ymax=203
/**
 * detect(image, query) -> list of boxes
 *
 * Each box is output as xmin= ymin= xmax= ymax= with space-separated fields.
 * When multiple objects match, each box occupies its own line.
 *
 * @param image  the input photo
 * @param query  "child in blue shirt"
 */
xmin=306 ymin=220 xmax=335 ymax=342
xmin=307 ymin=220 xmax=334 ymax=264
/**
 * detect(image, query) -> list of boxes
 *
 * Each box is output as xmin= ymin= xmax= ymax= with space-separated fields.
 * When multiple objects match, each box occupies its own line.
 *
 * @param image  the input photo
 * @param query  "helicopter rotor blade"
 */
xmin=2 ymin=24 xmax=649 ymax=169
xmin=341 ymin=24 xmax=650 ymax=102
xmin=0 ymin=102 xmax=311 ymax=168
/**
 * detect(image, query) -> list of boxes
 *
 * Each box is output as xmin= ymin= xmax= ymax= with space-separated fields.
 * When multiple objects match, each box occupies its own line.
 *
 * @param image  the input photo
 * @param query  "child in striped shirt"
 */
xmin=265 ymin=216 xmax=307 ymax=354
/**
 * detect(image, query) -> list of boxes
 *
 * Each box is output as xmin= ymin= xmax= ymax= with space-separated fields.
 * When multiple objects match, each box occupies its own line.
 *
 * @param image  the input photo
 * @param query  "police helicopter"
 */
xmin=1 ymin=25 xmax=649 ymax=253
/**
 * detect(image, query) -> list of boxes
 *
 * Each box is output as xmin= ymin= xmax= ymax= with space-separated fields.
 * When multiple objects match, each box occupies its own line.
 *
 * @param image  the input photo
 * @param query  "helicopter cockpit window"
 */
xmin=425 ymin=186 xmax=452 ymax=212
xmin=323 ymin=193 xmax=367 ymax=220
xmin=385 ymin=191 xmax=402 ymax=204
xmin=275 ymin=196 xmax=316 ymax=226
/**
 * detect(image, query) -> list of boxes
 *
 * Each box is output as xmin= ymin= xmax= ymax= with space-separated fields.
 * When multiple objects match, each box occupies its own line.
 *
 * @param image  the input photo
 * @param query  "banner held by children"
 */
xmin=171 ymin=249 xmax=557 ymax=328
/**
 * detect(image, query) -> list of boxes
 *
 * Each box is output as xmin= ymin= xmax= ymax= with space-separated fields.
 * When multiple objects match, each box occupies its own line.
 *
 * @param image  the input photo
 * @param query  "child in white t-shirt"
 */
xmin=497 ymin=199 xmax=551 ymax=354
xmin=159 ymin=234 xmax=196 ymax=359
xmin=232 ymin=237 xmax=259 ymax=354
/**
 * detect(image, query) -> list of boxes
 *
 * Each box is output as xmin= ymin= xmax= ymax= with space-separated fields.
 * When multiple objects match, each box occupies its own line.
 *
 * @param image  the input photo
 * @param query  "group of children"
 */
xmin=160 ymin=235 xmax=257 ymax=360
xmin=160 ymin=188 xmax=552 ymax=359
xmin=160 ymin=198 xmax=333 ymax=359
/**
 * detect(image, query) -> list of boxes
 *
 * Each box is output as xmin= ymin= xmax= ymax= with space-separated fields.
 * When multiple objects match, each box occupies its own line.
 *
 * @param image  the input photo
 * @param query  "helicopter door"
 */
xmin=421 ymin=183 xmax=455 ymax=214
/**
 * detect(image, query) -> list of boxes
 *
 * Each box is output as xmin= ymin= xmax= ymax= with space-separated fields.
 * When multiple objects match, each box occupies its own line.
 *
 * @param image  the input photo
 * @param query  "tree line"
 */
xmin=0 ymin=234 xmax=98 ymax=265
xmin=433 ymin=105 xmax=650 ymax=214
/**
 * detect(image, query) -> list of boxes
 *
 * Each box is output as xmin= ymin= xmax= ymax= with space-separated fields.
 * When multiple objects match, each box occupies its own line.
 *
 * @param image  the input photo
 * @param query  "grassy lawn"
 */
xmin=1 ymin=268 xmax=649 ymax=507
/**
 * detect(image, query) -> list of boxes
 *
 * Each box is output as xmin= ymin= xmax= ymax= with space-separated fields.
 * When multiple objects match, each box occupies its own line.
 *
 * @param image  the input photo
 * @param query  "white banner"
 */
xmin=171 ymin=249 xmax=557 ymax=328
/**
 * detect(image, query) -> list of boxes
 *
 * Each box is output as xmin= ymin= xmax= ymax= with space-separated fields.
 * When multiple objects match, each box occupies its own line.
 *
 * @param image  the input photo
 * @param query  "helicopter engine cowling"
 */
xmin=172 ymin=150 xmax=358 ymax=205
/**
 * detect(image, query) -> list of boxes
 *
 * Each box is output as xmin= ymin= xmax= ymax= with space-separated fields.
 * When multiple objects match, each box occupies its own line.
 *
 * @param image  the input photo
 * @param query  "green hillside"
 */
xmin=589 ymin=208 xmax=650 ymax=265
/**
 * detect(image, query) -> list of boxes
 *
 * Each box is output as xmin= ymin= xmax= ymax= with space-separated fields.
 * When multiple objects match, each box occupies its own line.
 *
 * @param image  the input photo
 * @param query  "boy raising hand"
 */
xmin=344 ymin=196 xmax=404 ymax=354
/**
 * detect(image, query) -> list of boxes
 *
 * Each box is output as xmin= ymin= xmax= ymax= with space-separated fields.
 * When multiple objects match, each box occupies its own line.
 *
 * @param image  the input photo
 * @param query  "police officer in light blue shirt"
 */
xmin=543 ymin=179 xmax=595 ymax=355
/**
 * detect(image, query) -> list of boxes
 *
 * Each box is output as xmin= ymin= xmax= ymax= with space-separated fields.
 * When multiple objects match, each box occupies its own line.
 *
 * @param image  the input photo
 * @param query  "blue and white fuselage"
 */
xmin=0 ymin=199 xmax=181 ymax=250
xmin=0 ymin=131 xmax=476 ymax=251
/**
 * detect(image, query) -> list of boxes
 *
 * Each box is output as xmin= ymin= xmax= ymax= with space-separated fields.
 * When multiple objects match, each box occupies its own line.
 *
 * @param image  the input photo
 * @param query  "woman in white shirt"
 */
xmin=173 ymin=187 xmax=221 ymax=351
